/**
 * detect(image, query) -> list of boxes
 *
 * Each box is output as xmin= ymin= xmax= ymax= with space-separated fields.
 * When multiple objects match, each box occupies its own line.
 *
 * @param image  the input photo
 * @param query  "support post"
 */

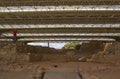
xmin=48 ymin=42 xmax=50 ymax=47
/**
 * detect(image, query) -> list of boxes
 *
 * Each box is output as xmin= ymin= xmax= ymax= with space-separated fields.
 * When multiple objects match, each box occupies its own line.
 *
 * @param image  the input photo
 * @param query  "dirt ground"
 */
xmin=0 ymin=61 xmax=120 ymax=79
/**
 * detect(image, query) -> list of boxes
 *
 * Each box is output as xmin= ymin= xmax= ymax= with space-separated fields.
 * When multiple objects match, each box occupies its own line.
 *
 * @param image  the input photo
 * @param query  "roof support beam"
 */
xmin=2 ymin=33 xmax=120 ymax=37
xmin=0 ymin=24 xmax=120 ymax=29
xmin=0 ymin=38 xmax=115 ymax=42
xmin=0 ymin=5 xmax=120 ymax=12
xmin=0 ymin=0 xmax=119 ymax=6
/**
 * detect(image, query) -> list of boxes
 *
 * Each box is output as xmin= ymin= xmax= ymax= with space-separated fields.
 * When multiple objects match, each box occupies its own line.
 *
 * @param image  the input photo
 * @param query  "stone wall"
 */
xmin=91 ymin=42 xmax=120 ymax=64
xmin=79 ymin=41 xmax=105 ymax=58
xmin=15 ymin=41 xmax=105 ymax=62
xmin=16 ymin=43 xmax=83 ymax=62
xmin=0 ymin=42 xmax=29 ymax=63
xmin=0 ymin=41 xmax=107 ymax=62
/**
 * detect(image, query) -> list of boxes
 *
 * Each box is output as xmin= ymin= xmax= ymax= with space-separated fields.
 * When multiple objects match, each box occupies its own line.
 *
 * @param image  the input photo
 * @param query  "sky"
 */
xmin=27 ymin=42 xmax=66 ymax=49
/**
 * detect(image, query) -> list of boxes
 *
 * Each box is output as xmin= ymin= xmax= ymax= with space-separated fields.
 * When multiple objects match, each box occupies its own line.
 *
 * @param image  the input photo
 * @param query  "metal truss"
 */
xmin=0 ymin=1 xmax=119 ymax=42
xmin=0 ymin=24 xmax=120 ymax=29
xmin=0 ymin=5 xmax=120 ymax=12
xmin=0 ymin=0 xmax=119 ymax=6
xmin=2 ymin=33 xmax=120 ymax=37
xmin=0 ymin=10 xmax=119 ymax=24
xmin=19 ymin=38 xmax=115 ymax=41
xmin=0 ymin=38 xmax=115 ymax=42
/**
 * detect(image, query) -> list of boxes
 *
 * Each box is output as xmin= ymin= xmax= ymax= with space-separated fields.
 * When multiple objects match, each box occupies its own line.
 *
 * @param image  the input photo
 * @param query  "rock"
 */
xmin=78 ymin=57 xmax=87 ymax=62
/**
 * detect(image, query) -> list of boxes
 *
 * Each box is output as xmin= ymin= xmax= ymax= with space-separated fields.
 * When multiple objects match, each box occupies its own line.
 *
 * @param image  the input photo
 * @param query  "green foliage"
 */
xmin=62 ymin=42 xmax=80 ymax=49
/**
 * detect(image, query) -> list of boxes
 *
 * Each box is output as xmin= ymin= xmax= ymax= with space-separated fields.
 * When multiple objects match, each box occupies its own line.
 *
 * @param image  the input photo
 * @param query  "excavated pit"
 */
xmin=0 ymin=41 xmax=120 ymax=79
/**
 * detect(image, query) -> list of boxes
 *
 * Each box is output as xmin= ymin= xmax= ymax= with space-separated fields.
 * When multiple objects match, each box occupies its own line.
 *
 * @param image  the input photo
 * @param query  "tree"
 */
xmin=62 ymin=42 xmax=81 ymax=50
